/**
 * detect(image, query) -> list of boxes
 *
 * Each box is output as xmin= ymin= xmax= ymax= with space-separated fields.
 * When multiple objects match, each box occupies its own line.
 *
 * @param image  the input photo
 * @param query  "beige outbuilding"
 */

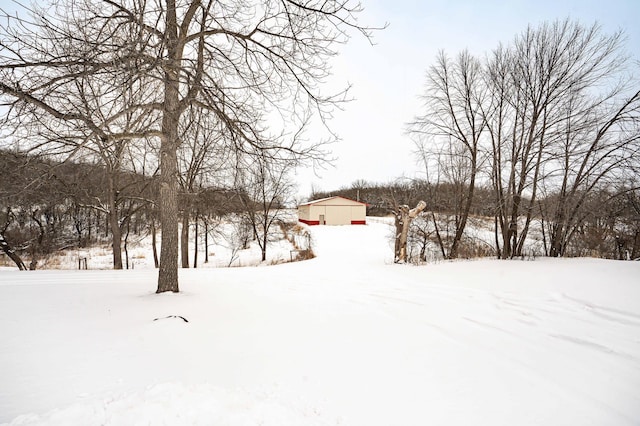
xmin=298 ymin=196 xmax=367 ymax=225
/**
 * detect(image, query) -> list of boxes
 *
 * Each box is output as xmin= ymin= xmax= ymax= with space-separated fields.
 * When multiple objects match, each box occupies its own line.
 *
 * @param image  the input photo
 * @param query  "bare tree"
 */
xmin=236 ymin=153 xmax=295 ymax=262
xmin=0 ymin=208 xmax=27 ymax=270
xmin=0 ymin=0 xmax=378 ymax=292
xmin=176 ymin=107 xmax=229 ymax=268
xmin=483 ymin=20 xmax=639 ymax=258
xmin=542 ymin=87 xmax=640 ymax=257
xmin=0 ymin=3 xmax=160 ymax=269
xmin=0 ymin=151 xmax=36 ymax=270
xmin=0 ymin=151 xmax=75 ymax=269
xmin=409 ymin=50 xmax=486 ymax=258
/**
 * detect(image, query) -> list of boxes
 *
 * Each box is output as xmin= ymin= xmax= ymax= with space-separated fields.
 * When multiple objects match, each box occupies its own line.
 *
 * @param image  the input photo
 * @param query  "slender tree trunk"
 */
xmin=549 ymin=222 xmax=563 ymax=257
xmin=432 ymin=211 xmax=447 ymax=259
xmin=631 ymin=230 xmax=639 ymax=260
xmin=449 ymin=161 xmax=476 ymax=259
xmin=394 ymin=208 xmax=405 ymax=262
xmin=419 ymin=236 xmax=427 ymax=261
xmin=87 ymin=209 xmax=92 ymax=243
xmin=261 ymin=232 xmax=268 ymax=262
xmin=204 ymin=219 xmax=209 ymax=264
xmin=74 ymin=205 xmax=83 ymax=247
xmin=181 ymin=208 xmax=190 ymax=268
xmin=156 ymin=0 xmax=181 ymax=293
xmin=124 ymin=220 xmax=130 ymax=269
xmin=538 ymin=202 xmax=548 ymax=256
xmin=501 ymin=218 xmax=511 ymax=259
xmin=193 ymin=213 xmax=198 ymax=268
xmin=515 ymin=153 xmax=544 ymax=257
xmin=494 ymin=215 xmax=501 ymax=259
xmin=261 ymin=216 xmax=270 ymax=262
xmin=0 ymin=234 xmax=27 ymax=270
xmin=29 ymin=211 xmax=46 ymax=270
xmin=151 ymin=219 xmax=159 ymax=268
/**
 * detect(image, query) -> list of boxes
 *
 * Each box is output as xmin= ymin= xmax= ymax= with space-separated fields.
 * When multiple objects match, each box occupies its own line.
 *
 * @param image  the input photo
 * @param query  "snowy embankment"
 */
xmin=1 ymin=221 xmax=639 ymax=425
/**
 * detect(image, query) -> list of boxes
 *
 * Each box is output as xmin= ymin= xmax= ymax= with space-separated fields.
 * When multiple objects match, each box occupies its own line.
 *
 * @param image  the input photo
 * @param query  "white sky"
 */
xmin=294 ymin=0 xmax=640 ymax=198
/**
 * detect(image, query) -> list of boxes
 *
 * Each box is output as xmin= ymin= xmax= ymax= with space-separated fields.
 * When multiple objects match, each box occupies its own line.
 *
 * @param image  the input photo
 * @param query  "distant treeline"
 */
xmin=2 ymin=148 xmax=639 ymax=268
xmin=310 ymin=180 xmax=497 ymax=217
xmin=309 ymin=179 xmax=640 ymax=260
xmin=0 ymin=150 xmax=264 ymax=269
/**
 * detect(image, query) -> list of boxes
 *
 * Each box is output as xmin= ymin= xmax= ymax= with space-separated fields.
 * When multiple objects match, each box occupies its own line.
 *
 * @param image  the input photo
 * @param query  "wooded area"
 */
xmin=0 ymin=150 xmax=265 ymax=269
xmin=406 ymin=19 xmax=640 ymax=262
xmin=310 ymin=21 xmax=639 ymax=263
xmin=313 ymin=178 xmax=640 ymax=262
xmin=1 ymin=8 xmax=638 ymax=278
xmin=0 ymin=0 xmax=376 ymax=292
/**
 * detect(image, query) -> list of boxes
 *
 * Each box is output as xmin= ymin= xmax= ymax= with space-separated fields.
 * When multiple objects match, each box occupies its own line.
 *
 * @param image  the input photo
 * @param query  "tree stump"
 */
xmin=395 ymin=201 xmax=426 ymax=263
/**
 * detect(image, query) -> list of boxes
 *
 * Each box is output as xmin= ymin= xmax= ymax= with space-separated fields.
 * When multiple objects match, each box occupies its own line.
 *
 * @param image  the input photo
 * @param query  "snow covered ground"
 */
xmin=1 ymin=220 xmax=639 ymax=425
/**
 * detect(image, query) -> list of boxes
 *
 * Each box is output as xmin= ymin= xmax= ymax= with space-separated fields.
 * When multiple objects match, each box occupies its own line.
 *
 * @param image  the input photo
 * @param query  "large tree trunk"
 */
xmin=156 ymin=0 xmax=180 ymax=293
xmin=106 ymin=171 xmax=123 ymax=270
xmin=157 ymin=126 xmax=180 ymax=292
xmin=108 ymin=209 xmax=123 ymax=270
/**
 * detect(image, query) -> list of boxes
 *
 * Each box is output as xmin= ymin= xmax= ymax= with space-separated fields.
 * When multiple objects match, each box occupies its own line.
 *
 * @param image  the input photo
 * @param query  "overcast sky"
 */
xmin=1 ymin=0 xmax=638 ymax=199
xmin=295 ymin=0 xmax=640 ymax=198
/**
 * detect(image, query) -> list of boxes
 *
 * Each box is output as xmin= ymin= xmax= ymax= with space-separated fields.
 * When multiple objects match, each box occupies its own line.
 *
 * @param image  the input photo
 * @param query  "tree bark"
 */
xmin=395 ymin=201 xmax=426 ymax=263
xmin=156 ymin=0 xmax=180 ymax=293
xmin=157 ymin=132 xmax=180 ymax=292
xmin=106 ymin=171 xmax=123 ymax=269
xmin=204 ymin=219 xmax=209 ymax=264
xmin=193 ymin=213 xmax=198 ymax=268
xmin=108 ymin=209 xmax=123 ymax=270
xmin=181 ymin=208 xmax=190 ymax=268
xmin=493 ymin=215 xmax=501 ymax=259
xmin=0 ymin=234 xmax=27 ymax=270
xmin=432 ymin=211 xmax=447 ymax=259
xmin=151 ymin=219 xmax=159 ymax=268
xmin=261 ymin=234 xmax=268 ymax=262
xmin=124 ymin=220 xmax=130 ymax=269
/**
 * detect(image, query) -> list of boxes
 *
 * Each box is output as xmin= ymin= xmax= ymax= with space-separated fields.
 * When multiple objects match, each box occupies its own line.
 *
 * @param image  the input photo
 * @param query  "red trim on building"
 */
xmin=299 ymin=219 xmax=320 ymax=226
xmin=351 ymin=220 xmax=367 ymax=225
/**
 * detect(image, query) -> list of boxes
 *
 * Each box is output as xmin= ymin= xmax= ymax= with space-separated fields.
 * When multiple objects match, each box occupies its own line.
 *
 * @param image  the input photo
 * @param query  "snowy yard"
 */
xmin=1 ymin=221 xmax=639 ymax=425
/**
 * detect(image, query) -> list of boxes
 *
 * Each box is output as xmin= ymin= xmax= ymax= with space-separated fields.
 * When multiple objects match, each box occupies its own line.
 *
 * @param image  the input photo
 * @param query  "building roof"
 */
xmin=298 ymin=196 xmax=367 ymax=207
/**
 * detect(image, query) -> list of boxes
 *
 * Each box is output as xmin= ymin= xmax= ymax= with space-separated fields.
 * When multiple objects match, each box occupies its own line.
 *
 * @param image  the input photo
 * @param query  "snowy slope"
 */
xmin=1 ymin=220 xmax=639 ymax=425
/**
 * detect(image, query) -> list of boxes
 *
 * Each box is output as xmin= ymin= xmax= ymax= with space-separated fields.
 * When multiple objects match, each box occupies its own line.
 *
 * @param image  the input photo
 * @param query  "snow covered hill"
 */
xmin=1 ymin=221 xmax=639 ymax=425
